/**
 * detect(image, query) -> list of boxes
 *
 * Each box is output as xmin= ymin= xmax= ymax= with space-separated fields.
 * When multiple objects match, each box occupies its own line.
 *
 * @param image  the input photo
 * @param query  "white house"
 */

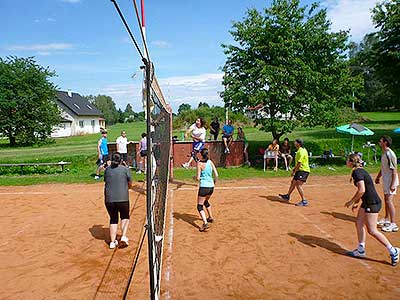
xmin=51 ymin=90 xmax=105 ymax=137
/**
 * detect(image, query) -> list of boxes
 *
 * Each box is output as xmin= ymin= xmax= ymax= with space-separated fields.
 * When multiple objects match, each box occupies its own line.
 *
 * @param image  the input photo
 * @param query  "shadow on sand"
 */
xmin=288 ymin=232 xmax=390 ymax=266
xmin=259 ymin=195 xmax=295 ymax=205
xmin=321 ymin=211 xmax=356 ymax=223
xmin=173 ymin=212 xmax=200 ymax=229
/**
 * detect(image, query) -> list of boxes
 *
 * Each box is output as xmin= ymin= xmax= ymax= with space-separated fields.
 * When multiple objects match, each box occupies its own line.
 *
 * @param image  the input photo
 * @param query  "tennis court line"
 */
xmin=164 ymin=189 xmax=174 ymax=300
xmin=0 ymin=190 xmax=136 ymax=195
xmin=173 ymin=183 xmax=348 ymax=191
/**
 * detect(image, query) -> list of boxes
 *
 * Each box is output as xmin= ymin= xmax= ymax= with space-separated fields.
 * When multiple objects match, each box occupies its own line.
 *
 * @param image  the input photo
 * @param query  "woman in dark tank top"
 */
xmin=344 ymin=153 xmax=399 ymax=266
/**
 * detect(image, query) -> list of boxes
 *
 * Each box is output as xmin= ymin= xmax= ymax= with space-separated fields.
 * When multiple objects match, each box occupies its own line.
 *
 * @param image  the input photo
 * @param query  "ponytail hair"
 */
xmin=348 ymin=153 xmax=363 ymax=182
xmin=200 ymin=148 xmax=209 ymax=162
xmin=111 ymin=152 xmax=122 ymax=168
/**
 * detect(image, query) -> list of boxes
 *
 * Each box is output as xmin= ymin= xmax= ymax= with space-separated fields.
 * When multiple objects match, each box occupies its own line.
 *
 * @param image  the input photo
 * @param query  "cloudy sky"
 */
xmin=0 ymin=0 xmax=379 ymax=112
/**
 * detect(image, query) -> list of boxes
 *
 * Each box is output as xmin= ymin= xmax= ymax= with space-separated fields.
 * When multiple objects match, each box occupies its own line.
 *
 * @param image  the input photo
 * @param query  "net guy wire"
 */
xmin=110 ymin=0 xmax=145 ymax=61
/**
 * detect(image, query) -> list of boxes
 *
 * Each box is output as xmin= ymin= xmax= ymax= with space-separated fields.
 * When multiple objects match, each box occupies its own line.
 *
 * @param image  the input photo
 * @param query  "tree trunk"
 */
xmin=8 ymin=132 xmax=16 ymax=147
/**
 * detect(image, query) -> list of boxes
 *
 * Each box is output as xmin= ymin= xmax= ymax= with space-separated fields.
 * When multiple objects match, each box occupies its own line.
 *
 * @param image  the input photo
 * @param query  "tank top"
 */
xmin=199 ymin=160 xmax=214 ymax=188
xmin=99 ymin=137 xmax=108 ymax=155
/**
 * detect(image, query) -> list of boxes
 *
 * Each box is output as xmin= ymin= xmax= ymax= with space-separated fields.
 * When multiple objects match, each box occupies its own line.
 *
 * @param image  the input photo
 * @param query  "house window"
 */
xmin=91 ymin=120 xmax=95 ymax=127
xmin=79 ymin=121 xmax=84 ymax=128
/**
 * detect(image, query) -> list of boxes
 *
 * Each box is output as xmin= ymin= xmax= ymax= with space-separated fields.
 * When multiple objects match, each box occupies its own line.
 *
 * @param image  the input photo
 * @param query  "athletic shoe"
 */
xmin=279 ymin=194 xmax=290 ymax=201
xmin=346 ymin=248 xmax=366 ymax=258
xmin=295 ymin=200 xmax=309 ymax=207
xmin=382 ymin=223 xmax=399 ymax=232
xmin=207 ymin=217 xmax=214 ymax=223
xmin=109 ymin=240 xmax=118 ymax=249
xmin=181 ymin=163 xmax=189 ymax=169
xmin=199 ymin=223 xmax=210 ymax=232
xmin=377 ymin=218 xmax=390 ymax=228
xmin=94 ymin=175 xmax=100 ymax=180
xmin=136 ymin=170 xmax=142 ymax=174
xmin=119 ymin=236 xmax=129 ymax=248
xmin=390 ymin=247 xmax=400 ymax=266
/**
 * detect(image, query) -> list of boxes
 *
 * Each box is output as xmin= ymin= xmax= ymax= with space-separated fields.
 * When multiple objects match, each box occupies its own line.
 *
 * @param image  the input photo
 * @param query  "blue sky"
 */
xmin=0 ymin=0 xmax=379 ymax=112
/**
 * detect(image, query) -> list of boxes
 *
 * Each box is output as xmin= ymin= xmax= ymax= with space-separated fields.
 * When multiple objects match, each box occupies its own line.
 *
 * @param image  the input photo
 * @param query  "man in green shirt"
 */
xmin=279 ymin=139 xmax=310 ymax=206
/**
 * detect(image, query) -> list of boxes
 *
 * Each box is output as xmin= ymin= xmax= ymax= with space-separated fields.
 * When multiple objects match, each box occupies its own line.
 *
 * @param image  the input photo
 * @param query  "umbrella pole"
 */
xmin=351 ymin=135 xmax=354 ymax=152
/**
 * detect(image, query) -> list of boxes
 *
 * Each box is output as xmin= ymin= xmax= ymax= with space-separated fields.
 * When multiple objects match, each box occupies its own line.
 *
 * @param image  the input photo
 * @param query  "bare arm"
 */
xmin=97 ymin=140 xmax=102 ymax=158
xmin=345 ymin=180 xmax=365 ymax=210
xmin=375 ymin=170 xmax=382 ymax=184
xmin=128 ymin=180 xmax=133 ymax=189
xmin=195 ymin=163 xmax=202 ymax=181
xmin=211 ymin=161 xmax=219 ymax=183
xmin=391 ymin=168 xmax=397 ymax=191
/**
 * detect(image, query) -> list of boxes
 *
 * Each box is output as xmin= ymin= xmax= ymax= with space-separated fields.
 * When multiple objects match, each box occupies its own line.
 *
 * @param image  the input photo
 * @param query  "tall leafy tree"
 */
xmin=124 ymin=103 xmax=135 ymax=116
xmin=369 ymin=0 xmax=400 ymax=107
xmin=0 ymin=56 xmax=60 ymax=146
xmin=222 ymin=0 xmax=360 ymax=140
xmin=177 ymin=103 xmax=191 ymax=115
xmin=85 ymin=94 xmax=119 ymax=125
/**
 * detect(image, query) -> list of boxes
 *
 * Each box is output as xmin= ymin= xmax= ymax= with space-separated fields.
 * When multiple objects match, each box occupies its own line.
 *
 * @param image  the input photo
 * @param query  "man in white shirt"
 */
xmin=375 ymin=135 xmax=399 ymax=232
xmin=116 ymin=130 xmax=129 ymax=166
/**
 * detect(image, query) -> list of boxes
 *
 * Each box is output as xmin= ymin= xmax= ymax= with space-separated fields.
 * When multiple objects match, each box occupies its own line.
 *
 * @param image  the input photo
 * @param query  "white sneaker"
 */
xmin=109 ymin=240 xmax=118 ymax=249
xmin=382 ymin=223 xmax=399 ymax=232
xmin=347 ymin=248 xmax=366 ymax=258
xmin=136 ymin=170 xmax=142 ymax=174
xmin=377 ymin=218 xmax=390 ymax=227
xmin=94 ymin=175 xmax=100 ymax=180
xmin=181 ymin=163 xmax=189 ymax=169
xmin=119 ymin=236 xmax=129 ymax=248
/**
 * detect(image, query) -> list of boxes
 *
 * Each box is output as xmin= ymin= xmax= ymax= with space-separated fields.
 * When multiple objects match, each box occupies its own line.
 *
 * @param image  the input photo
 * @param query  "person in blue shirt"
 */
xmin=222 ymin=119 xmax=234 ymax=154
xmin=195 ymin=148 xmax=219 ymax=232
xmin=95 ymin=130 xmax=111 ymax=180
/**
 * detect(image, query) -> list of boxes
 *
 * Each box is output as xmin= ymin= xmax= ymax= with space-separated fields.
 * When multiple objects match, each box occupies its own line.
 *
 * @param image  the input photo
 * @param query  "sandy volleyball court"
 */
xmin=0 ymin=175 xmax=399 ymax=299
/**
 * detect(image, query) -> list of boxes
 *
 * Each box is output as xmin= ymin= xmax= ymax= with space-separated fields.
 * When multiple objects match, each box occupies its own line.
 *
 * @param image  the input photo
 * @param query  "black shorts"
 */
xmin=105 ymin=201 xmax=130 ymax=224
xmin=97 ymin=154 xmax=110 ymax=166
xmin=294 ymin=171 xmax=309 ymax=182
xmin=222 ymin=135 xmax=232 ymax=141
xmin=198 ymin=187 xmax=214 ymax=197
xmin=120 ymin=153 xmax=128 ymax=162
xmin=140 ymin=150 xmax=147 ymax=157
xmin=361 ymin=201 xmax=381 ymax=213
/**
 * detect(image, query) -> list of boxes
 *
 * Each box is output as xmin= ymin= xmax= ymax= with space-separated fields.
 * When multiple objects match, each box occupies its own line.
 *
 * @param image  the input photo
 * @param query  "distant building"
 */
xmin=51 ymin=90 xmax=105 ymax=137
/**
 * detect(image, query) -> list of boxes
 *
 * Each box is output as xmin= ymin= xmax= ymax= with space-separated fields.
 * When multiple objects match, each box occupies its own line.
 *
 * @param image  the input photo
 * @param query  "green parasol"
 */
xmin=336 ymin=123 xmax=374 ymax=152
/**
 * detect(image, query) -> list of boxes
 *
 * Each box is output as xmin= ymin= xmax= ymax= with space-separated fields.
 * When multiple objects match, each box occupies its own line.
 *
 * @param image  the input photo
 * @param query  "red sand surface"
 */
xmin=0 ymin=175 xmax=399 ymax=300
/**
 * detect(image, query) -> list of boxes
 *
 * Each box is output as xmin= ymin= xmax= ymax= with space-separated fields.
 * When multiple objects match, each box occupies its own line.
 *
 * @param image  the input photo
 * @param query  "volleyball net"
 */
xmin=145 ymin=62 xmax=172 ymax=300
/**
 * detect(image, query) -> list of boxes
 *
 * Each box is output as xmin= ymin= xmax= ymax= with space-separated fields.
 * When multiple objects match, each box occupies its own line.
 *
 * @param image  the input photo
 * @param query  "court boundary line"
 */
xmin=164 ymin=189 xmax=174 ymax=300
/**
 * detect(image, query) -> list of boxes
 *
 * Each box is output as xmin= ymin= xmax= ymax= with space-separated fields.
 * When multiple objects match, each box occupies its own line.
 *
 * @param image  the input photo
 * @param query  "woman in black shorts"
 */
xmin=345 ymin=153 xmax=399 ymax=266
xmin=195 ymin=149 xmax=219 ymax=232
xmin=104 ymin=153 xmax=133 ymax=249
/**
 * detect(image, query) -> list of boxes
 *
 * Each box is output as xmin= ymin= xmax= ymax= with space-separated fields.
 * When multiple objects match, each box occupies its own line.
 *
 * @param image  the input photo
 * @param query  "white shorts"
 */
xmin=382 ymin=176 xmax=398 ymax=195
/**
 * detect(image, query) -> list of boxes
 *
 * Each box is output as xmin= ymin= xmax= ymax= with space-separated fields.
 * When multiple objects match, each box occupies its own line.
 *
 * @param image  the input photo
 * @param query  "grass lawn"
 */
xmin=0 ymin=112 xmax=399 ymax=186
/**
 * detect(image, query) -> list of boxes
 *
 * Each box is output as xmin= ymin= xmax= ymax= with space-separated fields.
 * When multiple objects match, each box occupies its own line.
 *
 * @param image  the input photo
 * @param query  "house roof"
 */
xmin=56 ymin=91 xmax=103 ymax=116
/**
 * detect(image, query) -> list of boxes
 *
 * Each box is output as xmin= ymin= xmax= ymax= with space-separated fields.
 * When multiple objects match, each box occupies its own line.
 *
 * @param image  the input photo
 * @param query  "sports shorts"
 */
xmin=361 ymin=201 xmax=381 ymax=214
xmin=198 ymin=187 xmax=214 ymax=197
xmin=294 ymin=171 xmax=309 ymax=182
xmin=193 ymin=141 xmax=205 ymax=152
xmin=105 ymin=201 xmax=130 ymax=224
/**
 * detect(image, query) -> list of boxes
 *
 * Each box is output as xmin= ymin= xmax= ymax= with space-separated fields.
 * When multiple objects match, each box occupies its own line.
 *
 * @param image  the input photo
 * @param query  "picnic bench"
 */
xmin=0 ymin=161 xmax=71 ymax=173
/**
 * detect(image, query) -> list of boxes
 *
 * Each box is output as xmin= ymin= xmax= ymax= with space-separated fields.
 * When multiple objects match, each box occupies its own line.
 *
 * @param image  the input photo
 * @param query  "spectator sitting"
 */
xmin=222 ymin=119 xmax=234 ymax=154
xmin=265 ymin=139 xmax=279 ymax=171
xmin=280 ymin=138 xmax=293 ymax=171
xmin=209 ymin=117 xmax=220 ymax=141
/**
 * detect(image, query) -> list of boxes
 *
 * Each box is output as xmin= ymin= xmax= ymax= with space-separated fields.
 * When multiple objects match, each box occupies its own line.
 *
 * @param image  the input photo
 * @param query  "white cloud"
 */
xmin=37 ymin=51 xmax=51 ymax=56
xmin=98 ymin=73 xmax=224 ymax=112
xmin=151 ymin=40 xmax=172 ymax=48
xmin=323 ymin=0 xmax=379 ymax=41
xmin=6 ymin=43 xmax=73 ymax=51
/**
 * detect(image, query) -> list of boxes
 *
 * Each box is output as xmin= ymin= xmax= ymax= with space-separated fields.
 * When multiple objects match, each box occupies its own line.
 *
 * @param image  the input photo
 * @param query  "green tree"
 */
xmin=349 ymin=34 xmax=393 ymax=111
xmin=0 ymin=56 xmax=60 ymax=146
xmin=117 ymin=108 xmax=125 ymax=123
xmin=368 ymin=0 xmax=400 ymax=107
xmin=198 ymin=102 xmax=210 ymax=108
xmin=85 ymin=94 xmax=119 ymax=125
xmin=177 ymin=103 xmax=191 ymax=115
xmin=222 ymin=0 xmax=360 ymax=140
